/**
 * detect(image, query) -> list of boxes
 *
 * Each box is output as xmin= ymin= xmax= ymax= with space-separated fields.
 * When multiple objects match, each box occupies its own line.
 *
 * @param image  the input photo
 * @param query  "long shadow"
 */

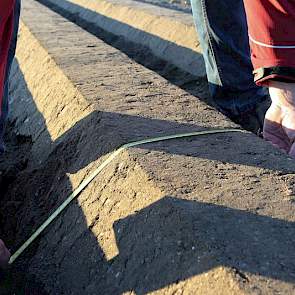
xmin=42 ymin=110 xmax=295 ymax=174
xmin=36 ymin=0 xmax=210 ymax=104
xmin=1 ymin=59 xmax=295 ymax=293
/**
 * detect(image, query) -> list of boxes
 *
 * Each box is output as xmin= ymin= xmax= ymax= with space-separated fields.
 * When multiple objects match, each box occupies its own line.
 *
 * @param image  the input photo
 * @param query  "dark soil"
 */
xmin=0 ymin=124 xmax=48 ymax=294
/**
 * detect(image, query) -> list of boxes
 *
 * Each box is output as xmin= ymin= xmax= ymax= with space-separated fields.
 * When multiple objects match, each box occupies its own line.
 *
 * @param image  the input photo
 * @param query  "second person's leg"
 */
xmin=190 ymin=0 xmax=269 ymax=132
xmin=0 ymin=0 xmax=21 ymax=154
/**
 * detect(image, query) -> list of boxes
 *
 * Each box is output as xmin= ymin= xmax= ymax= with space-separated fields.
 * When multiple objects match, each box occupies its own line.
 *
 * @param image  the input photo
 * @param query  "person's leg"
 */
xmin=0 ymin=0 xmax=21 ymax=154
xmin=243 ymin=0 xmax=295 ymax=157
xmin=0 ymin=0 xmax=19 ymax=269
xmin=190 ymin=0 xmax=269 ymax=131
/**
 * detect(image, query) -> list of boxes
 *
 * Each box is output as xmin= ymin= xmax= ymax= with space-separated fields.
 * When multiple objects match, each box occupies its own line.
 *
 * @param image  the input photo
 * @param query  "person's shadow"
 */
xmin=1 ymin=59 xmax=295 ymax=294
xmin=104 ymin=196 xmax=295 ymax=293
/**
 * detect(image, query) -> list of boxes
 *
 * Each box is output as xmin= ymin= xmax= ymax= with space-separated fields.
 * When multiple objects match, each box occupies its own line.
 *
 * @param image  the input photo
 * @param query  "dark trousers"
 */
xmin=190 ymin=0 xmax=268 ymax=117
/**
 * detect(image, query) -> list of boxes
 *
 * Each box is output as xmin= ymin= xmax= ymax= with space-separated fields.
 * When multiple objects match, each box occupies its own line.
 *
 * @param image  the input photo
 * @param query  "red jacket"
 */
xmin=0 ymin=0 xmax=15 ymax=111
xmin=244 ymin=0 xmax=295 ymax=85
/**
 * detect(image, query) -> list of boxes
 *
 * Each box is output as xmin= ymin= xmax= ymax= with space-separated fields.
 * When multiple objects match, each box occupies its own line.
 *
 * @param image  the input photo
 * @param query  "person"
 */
xmin=0 ymin=0 xmax=21 ymax=154
xmin=190 ymin=0 xmax=295 ymax=157
xmin=0 ymin=0 xmax=21 ymax=268
xmin=190 ymin=0 xmax=270 ymax=133
xmin=243 ymin=1 xmax=295 ymax=157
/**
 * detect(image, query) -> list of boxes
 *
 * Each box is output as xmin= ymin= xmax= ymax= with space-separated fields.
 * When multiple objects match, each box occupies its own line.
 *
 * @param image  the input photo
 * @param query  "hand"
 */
xmin=0 ymin=239 xmax=10 ymax=268
xmin=263 ymin=82 xmax=295 ymax=158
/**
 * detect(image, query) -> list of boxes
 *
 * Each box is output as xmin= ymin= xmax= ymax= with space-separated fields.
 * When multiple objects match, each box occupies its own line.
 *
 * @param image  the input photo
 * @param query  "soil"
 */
xmin=0 ymin=0 xmax=295 ymax=294
xmin=0 ymin=124 xmax=47 ymax=294
xmin=134 ymin=0 xmax=191 ymax=13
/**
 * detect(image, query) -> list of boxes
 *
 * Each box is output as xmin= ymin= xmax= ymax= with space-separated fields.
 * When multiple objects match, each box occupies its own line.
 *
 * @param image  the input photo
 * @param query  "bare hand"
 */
xmin=263 ymin=82 xmax=295 ymax=158
xmin=0 ymin=239 xmax=10 ymax=268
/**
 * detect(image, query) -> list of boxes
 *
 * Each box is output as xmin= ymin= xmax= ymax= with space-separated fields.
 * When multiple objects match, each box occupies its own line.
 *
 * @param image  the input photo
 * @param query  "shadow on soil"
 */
xmin=95 ymin=196 xmax=295 ymax=293
xmin=0 ymin=58 xmax=295 ymax=293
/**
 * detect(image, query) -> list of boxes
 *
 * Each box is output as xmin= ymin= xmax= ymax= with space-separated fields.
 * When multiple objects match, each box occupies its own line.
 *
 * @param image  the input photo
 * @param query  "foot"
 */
xmin=0 ymin=239 xmax=10 ymax=268
xmin=230 ymin=98 xmax=271 ymax=134
xmin=263 ymin=81 xmax=295 ymax=157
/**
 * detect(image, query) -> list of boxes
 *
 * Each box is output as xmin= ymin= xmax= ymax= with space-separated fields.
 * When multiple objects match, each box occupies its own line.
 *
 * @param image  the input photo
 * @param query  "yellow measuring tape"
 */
xmin=9 ymin=128 xmax=245 ymax=264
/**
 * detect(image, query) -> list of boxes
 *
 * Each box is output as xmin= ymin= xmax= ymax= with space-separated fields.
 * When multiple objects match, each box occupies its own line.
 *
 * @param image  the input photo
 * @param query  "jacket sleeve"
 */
xmin=243 ymin=0 xmax=295 ymax=86
xmin=0 ymin=0 xmax=15 ymax=112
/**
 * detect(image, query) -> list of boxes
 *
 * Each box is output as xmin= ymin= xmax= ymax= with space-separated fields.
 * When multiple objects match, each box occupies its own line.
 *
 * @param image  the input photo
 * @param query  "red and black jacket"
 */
xmin=244 ymin=0 xmax=295 ymax=86
xmin=0 ymin=0 xmax=15 ymax=112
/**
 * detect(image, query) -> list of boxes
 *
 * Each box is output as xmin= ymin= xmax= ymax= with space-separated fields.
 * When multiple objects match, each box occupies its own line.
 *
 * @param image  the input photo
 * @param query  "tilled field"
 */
xmin=1 ymin=0 xmax=295 ymax=294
